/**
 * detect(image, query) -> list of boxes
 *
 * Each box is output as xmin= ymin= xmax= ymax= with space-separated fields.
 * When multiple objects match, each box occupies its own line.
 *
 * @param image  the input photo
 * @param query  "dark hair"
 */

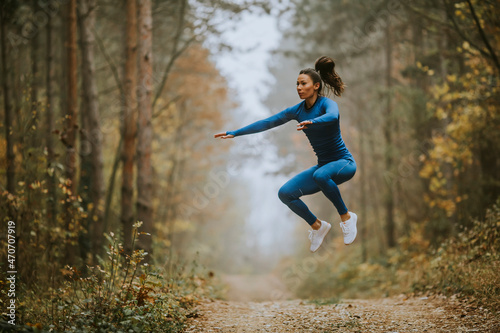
xmin=299 ymin=56 xmax=345 ymax=97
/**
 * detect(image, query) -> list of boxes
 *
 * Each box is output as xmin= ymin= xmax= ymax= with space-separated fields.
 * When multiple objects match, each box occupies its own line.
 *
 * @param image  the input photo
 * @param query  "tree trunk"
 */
xmin=384 ymin=22 xmax=396 ymax=248
xmin=64 ymin=0 xmax=78 ymax=264
xmin=121 ymin=0 xmax=138 ymax=253
xmin=136 ymin=0 xmax=154 ymax=255
xmin=29 ymin=0 xmax=40 ymax=147
xmin=1 ymin=9 xmax=15 ymax=196
xmin=368 ymin=135 xmax=386 ymax=257
xmin=64 ymin=0 xmax=78 ymax=192
xmin=78 ymin=93 xmax=92 ymax=260
xmin=358 ymin=101 xmax=368 ymax=262
xmin=79 ymin=0 xmax=105 ymax=259
xmin=104 ymin=136 xmax=122 ymax=233
xmin=163 ymin=100 xmax=187 ymax=273
xmin=438 ymin=20 xmax=456 ymax=236
xmin=45 ymin=13 xmax=57 ymax=220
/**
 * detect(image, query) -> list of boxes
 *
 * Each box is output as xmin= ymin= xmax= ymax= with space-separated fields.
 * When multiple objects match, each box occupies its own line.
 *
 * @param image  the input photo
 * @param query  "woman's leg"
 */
xmin=312 ymin=159 xmax=356 ymax=218
xmin=278 ymin=166 xmax=321 ymax=226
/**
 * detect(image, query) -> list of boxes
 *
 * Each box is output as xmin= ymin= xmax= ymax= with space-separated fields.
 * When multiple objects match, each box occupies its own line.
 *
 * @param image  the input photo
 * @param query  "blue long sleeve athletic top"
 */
xmin=226 ymin=96 xmax=353 ymax=166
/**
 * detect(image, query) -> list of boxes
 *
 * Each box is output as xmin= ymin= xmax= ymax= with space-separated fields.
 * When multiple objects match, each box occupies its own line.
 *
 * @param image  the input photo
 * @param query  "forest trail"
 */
xmin=185 ymin=274 xmax=499 ymax=333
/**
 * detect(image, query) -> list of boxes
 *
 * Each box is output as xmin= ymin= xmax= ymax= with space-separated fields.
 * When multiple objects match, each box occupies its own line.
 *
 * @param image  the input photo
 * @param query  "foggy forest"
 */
xmin=0 ymin=0 xmax=498 ymax=332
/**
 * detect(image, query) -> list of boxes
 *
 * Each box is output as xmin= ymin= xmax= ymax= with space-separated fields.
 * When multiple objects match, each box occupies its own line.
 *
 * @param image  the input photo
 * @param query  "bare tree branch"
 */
xmin=402 ymin=1 xmax=454 ymax=29
xmin=153 ymin=0 xmax=189 ymax=109
xmin=152 ymin=95 xmax=181 ymax=119
xmin=466 ymin=0 xmax=500 ymax=74
xmin=92 ymin=27 xmax=125 ymax=100
xmin=153 ymin=35 xmax=196 ymax=106
xmin=442 ymin=0 xmax=493 ymax=62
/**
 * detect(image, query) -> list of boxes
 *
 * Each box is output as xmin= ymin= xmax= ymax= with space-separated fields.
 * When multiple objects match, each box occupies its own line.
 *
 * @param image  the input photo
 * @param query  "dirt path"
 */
xmin=185 ymin=275 xmax=499 ymax=333
xmin=220 ymin=274 xmax=294 ymax=302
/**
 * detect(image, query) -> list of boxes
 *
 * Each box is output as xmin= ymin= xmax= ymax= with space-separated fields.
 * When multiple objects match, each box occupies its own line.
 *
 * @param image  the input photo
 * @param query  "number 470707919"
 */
xmin=7 ymin=221 xmax=16 ymax=270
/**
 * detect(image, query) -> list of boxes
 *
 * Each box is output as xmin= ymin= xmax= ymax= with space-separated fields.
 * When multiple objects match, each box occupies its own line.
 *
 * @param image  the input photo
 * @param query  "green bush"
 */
xmin=415 ymin=201 xmax=500 ymax=311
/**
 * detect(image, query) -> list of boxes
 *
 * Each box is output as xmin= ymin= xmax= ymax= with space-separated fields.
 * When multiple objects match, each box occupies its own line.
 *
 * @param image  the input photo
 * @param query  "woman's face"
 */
xmin=297 ymin=74 xmax=319 ymax=100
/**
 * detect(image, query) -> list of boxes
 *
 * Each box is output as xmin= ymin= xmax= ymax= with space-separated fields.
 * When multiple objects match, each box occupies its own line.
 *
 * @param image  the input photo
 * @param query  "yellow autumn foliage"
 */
xmin=421 ymin=44 xmax=499 ymax=217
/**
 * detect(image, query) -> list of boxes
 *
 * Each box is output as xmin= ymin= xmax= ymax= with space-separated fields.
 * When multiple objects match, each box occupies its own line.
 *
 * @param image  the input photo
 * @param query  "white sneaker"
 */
xmin=340 ymin=212 xmax=357 ymax=245
xmin=308 ymin=221 xmax=331 ymax=252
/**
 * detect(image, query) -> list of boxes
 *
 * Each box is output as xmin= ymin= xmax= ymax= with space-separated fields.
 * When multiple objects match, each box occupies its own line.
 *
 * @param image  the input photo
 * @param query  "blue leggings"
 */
xmin=278 ymin=158 xmax=356 ymax=225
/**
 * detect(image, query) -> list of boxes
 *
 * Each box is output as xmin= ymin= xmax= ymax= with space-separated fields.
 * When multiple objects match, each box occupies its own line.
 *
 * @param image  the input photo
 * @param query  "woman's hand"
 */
xmin=214 ymin=132 xmax=235 ymax=139
xmin=297 ymin=120 xmax=313 ymax=131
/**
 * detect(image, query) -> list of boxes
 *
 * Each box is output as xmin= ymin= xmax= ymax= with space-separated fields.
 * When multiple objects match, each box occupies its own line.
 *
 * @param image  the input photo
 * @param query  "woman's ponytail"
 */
xmin=314 ymin=56 xmax=345 ymax=97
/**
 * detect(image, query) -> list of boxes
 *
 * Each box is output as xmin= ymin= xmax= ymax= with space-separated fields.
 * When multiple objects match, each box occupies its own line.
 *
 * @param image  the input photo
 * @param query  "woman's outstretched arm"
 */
xmin=215 ymin=108 xmax=294 ymax=139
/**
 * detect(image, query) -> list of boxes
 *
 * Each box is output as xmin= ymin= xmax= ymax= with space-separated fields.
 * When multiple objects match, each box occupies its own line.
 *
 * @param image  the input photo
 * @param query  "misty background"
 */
xmin=0 ymin=1 xmax=498 ymax=326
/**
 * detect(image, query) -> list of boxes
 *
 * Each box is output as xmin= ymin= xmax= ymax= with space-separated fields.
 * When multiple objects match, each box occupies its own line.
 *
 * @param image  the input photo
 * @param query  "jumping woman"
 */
xmin=214 ymin=56 xmax=357 ymax=253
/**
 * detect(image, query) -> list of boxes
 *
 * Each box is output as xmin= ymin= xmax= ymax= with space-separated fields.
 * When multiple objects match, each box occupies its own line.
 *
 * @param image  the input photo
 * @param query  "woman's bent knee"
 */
xmin=278 ymin=187 xmax=290 ymax=203
xmin=278 ymin=185 xmax=301 ymax=204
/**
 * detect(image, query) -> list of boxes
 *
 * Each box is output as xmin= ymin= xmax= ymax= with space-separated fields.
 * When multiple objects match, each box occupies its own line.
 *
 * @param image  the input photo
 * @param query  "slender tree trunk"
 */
xmin=164 ymin=101 xmax=187 ymax=273
xmin=368 ymin=136 xmax=386 ymax=256
xmin=45 ymin=14 xmax=58 ymax=277
xmin=409 ymin=9 xmax=433 ymax=231
xmin=136 ymin=0 xmax=154 ymax=254
xmin=29 ymin=0 xmax=40 ymax=146
xmin=438 ymin=21 xmax=456 ymax=236
xmin=79 ymin=0 xmax=105 ymax=259
xmin=104 ymin=137 xmax=122 ymax=233
xmin=384 ymin=22 xmax=396 ymax=248
xmin=45 ymin=14 xmax=57 ymax=220
xmin=122 ymin=0 xmax=138 ymax=252
xmin=12 ymin=35 xmax=21 ymax=142
xmin=64 ymin=0 xmax=78 ymax=190
xmin=358 ymin=102 xmax=368 ymax=262
xmin=63 ymin=0 xmax=78 ymax=264
xmin=411 ymin=14 xmax=426 ymax=140
xmin=78 ymin=94 xmax=92 ymax=260
xmin=1 ymin=9 xmax=15 ymax=195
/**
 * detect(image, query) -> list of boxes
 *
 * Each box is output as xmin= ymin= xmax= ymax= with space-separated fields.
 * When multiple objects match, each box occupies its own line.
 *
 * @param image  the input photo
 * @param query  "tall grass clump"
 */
xmin=12 ymin=222 xmax=203 ymax=332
